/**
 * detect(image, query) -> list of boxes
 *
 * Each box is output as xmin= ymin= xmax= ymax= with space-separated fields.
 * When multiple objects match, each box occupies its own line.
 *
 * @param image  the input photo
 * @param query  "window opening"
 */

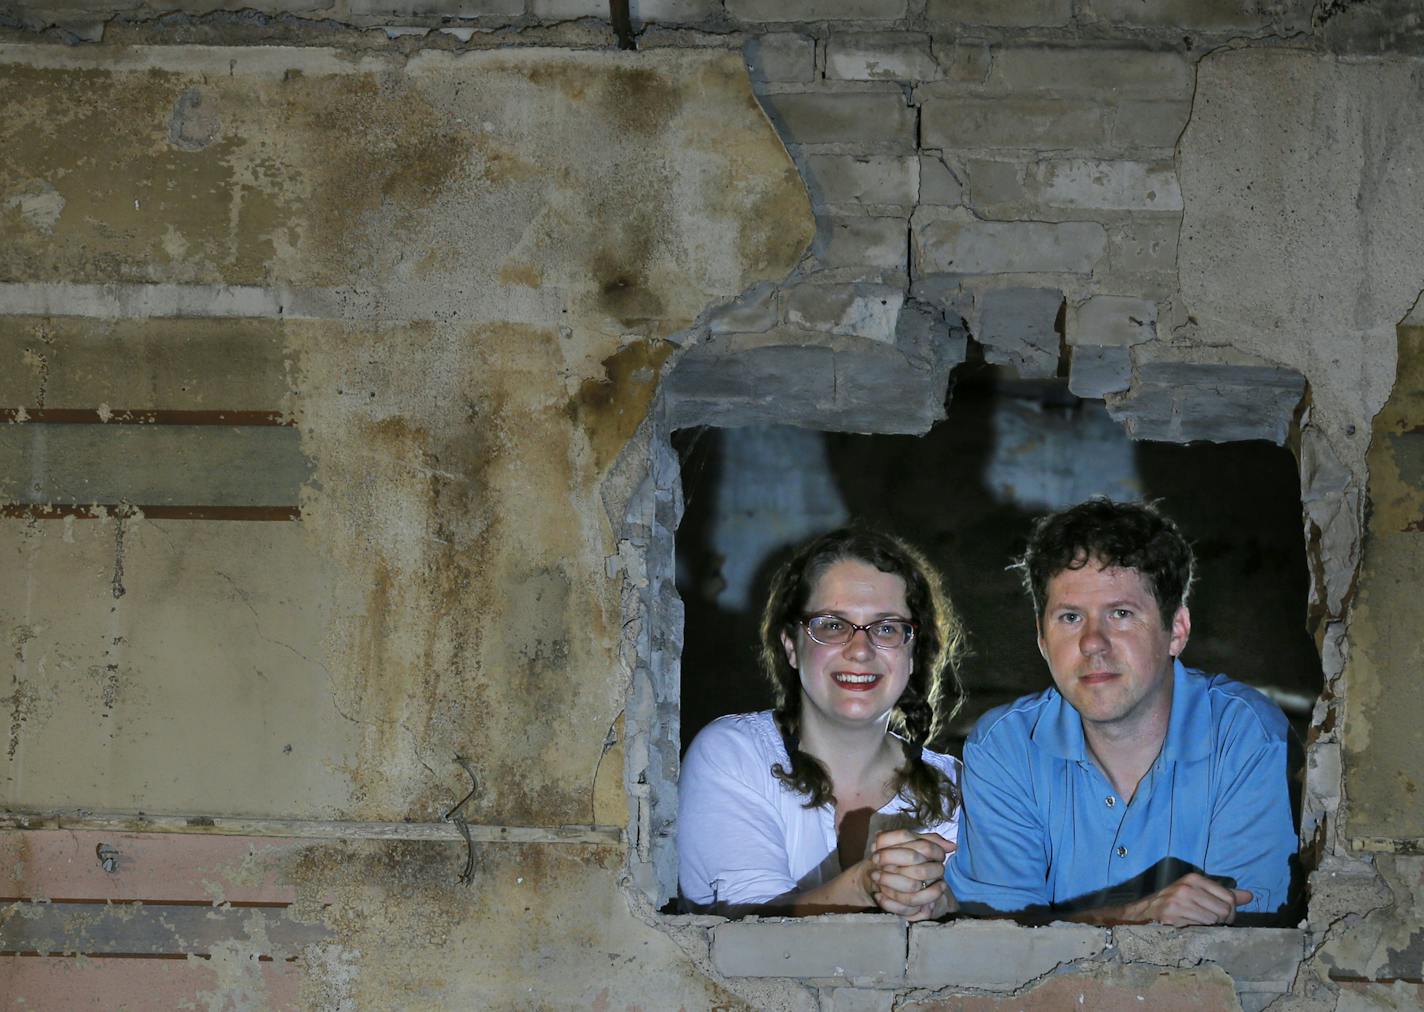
xmin=674 ymin=361 xmax=1320 ymax=764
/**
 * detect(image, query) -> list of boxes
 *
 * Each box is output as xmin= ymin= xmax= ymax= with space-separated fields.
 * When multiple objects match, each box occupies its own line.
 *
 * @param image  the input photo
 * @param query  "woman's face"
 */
xmin=780 ymin=558 xmax=914 ymax=735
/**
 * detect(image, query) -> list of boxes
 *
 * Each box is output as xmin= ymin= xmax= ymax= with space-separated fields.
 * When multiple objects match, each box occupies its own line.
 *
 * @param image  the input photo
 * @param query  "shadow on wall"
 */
xmin=676 ymin=360 xmax=1323 ymax=754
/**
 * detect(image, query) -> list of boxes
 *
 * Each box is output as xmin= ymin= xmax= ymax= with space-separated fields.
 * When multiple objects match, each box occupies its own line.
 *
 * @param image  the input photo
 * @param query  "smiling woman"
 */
xmin=677 ymin=527 xmax=968 ymax=918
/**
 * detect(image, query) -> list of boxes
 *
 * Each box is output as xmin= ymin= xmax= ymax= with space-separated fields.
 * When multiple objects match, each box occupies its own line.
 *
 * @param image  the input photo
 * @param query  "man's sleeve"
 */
xmin=1202 ymin=732 xmax=1296 ymax=917
xmin=945 ymin=729 xmax=1053 ymax=914
xmin=678 ymin=722 xmax=798 ymax=911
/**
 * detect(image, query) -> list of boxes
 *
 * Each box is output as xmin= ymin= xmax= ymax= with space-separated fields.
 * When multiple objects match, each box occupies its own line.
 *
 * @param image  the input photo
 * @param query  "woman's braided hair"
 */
xmin=756 ymin=526 xmax=967 ymax=825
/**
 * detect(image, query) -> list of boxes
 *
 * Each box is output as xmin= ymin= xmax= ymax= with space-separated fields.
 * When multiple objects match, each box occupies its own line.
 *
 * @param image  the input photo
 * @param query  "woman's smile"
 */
xmin=782 ymin=558 xmax=914 ymax=731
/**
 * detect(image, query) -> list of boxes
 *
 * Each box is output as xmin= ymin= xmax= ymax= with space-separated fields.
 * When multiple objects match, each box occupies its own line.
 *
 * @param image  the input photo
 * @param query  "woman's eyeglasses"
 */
xmin=798 ymin=614 xmax=917 ymax=649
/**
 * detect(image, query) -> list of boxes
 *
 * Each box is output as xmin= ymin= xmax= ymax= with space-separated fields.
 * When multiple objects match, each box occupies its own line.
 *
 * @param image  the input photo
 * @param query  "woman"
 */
xmin=679 ymin=526 xmax=966 ymax=918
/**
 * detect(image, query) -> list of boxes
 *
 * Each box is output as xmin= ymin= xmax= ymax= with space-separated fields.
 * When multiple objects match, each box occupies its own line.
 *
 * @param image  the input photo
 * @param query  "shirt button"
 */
xmin=1116 ymin=846 xmax=1128 ymax=857
xmin=1105 ymin=796 xmax=1116 ymax=808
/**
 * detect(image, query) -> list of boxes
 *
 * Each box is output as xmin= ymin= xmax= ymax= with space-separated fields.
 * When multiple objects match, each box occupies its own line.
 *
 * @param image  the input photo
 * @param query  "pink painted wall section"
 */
xmin=0 ymin=954 xmax=304 ymax=1010
xmin=0 ymin=831 xmax=305 ymax=903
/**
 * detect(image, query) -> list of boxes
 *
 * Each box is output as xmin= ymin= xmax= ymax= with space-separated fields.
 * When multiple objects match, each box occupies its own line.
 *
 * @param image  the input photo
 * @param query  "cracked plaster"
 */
xmin=1 ymin=6 xmax=1422 ymax=1010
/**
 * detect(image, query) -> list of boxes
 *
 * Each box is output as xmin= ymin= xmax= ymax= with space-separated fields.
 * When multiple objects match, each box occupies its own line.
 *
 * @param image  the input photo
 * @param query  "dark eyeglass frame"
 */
xmin=797 ymin=614 xmax=918 ymax=649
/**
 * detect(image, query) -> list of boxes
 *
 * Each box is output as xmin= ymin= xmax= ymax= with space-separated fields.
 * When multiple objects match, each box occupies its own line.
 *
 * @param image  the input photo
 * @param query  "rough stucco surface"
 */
xmin=2 ymin=5 xmax=1424 ymax=1007
xmin=1179 ymin=47 xmax=1424 ymax=464
xmin=0 ymin=44 xmax=811 ymax=825
xmin=0 ymin=37 xmax=819 ymax=1009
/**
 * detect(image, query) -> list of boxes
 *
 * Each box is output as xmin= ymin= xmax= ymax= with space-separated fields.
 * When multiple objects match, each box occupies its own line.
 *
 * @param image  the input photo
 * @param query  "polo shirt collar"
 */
xmin=1161 ymin=658 xmax=1211 ymax=762
xmin=1030 ymin=659 xmax=1209 ymax=763
xmin=1030 ymin=687 xmax=1088 ymax=760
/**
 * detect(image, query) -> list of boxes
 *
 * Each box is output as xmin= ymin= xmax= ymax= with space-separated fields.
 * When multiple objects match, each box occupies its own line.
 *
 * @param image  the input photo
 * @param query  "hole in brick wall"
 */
xmin=675 ymin=361 xmax=1322 ymax=757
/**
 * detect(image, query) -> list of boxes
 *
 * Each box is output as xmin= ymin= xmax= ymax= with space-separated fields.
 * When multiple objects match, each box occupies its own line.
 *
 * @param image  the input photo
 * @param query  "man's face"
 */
xmin=1037 ymin=559 xmax=1190 ymax=735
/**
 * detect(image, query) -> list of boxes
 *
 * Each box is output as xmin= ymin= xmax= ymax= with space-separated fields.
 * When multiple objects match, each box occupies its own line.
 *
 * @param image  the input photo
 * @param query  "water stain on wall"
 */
xmin=569 ymin=338 xmax=677 ymax=474
xmin=1343 ymin=324 xmax=1424 ymax=840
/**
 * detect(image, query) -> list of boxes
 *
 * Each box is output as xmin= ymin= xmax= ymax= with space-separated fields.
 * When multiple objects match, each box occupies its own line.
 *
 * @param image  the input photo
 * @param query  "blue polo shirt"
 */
xmin=945 ymin=660 xmax=1295 ymax=917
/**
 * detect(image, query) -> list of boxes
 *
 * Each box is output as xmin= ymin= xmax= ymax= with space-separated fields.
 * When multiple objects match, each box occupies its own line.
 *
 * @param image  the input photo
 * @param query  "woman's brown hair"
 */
xmin=756 ymin=526 xmax=967 ymax=825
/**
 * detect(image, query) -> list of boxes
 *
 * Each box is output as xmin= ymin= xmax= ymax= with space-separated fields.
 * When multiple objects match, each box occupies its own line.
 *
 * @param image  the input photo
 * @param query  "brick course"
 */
xmin=760 ymin=91 xmax=917 ymax=149
xmin=826 ymin=32 xmax=938 ymax=81
xmin=726 ymin=0 xmax=907 ymax=21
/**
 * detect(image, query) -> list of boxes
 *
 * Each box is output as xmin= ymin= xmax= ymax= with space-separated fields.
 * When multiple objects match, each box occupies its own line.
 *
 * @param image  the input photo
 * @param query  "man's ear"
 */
xmin=1169 ymin=605 xmax=1191 ymax=657
xmin=780 ymin=627 xmax=798 ymax=670
xmin=1035 ymin=618 xmax=1048 ymax=662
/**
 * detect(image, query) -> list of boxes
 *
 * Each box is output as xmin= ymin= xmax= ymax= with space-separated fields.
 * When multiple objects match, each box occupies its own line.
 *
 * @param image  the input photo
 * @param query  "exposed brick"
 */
xmin=833 ymin=341 xmax=959 ymax=433
xmin=1030 ymin=159 xmax=1182 ymax=212
xmin=726 ymin=0 xmax=907 ymax=21
xmin=706 ymin=286 xmax=780 ymax=335
xmin=984 ymin=46 xmax=1195 ymax=98
xmin=925 ymin=0 xmax=1071 ymax=27
xmin=915 ymin=215 xmax=1107 ymax=275
xmin=1323 ymin=0 xmax=1424 ymax=54
xmin=1112 ymin=100 xmax=1195 ymax=150
xmin=1068 ymin=295 xmax=1157 ymax=346
xmin=1107 ymin=219 xmax=1180 ymax=276
xmin=826 ymin=32 xmax=939 ymax=82
xmin=821 ymin=216 xmax=909 ymax=272
xmin=962 ymin=159 xmax=1026 ymax=209
xmin=820 ymin=987 xmax=895 ymax=1012
xmin=760 ymin=91 xmax=917 ymax=149
xmin=709 ymin=916 xmax=899 ymax=979
xmin=901 ymin=961 xmax=1239 ymax=1010
xmin=907 ymin=921 xmax=1108 ymax=990
xmin=805 ymin=154 xmax=919 ymax=208
xmin=664 ymin=341 xmax=835 ymax=430
xmin=918 ymin=154 xmax=962 ymax=206
xmin=930 ymin=38 xmax=993 ymax=83
xmin=346 ymin=0 xmax=523 ymax=14
xmin=527 ymin=0 xmax=602 ymax=16
xmin=1084 ymin=0 xmax=1311 ymax=32
xmin=634 ymin=0 xmax=722 ymax=22
xmin=1106 ymin=348 xmax=1307 ymax=444
xmin=922 ymin=97 xmax=1110 ymax=150
xmin=975 ymin=287 xmax=1064 ymax=379
xmin=745 ymin=33 xmax=817 ymax=83
xmin=785 ymin=282 xmax=905 ymax=342
xmin=1070 ymin=344 xmax=1133 ymax=397
xmin=1112 ymin=926 xmax=1305 ymax=993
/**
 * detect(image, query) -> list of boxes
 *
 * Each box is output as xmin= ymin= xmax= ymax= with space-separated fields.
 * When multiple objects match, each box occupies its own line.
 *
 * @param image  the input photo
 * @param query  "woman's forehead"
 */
xmin=805 ymin=558 xmax=909 ymax=611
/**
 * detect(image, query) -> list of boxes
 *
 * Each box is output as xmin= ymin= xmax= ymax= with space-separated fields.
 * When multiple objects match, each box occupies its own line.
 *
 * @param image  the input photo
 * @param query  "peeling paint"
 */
xmin=1343 ymin=325 xmax=1424 ymax=840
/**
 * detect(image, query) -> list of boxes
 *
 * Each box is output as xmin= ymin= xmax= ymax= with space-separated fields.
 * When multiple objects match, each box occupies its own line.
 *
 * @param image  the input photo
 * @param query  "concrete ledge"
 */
xmin=711 ymin=914 xmax=907 ymax=985
xmin=907 ymin=920 xmax=1109 ymax=990
xmin=1112 ymin=925 xmax=1305 ymax=993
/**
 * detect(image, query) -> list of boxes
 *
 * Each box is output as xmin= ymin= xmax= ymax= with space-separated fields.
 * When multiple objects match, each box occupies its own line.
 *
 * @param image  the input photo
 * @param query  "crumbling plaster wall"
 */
xmin=2 ymin=0 xmax=1424 ymax=1008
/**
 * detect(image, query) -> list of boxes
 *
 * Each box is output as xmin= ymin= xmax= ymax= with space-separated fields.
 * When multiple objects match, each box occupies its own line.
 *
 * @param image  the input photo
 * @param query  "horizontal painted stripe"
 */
xmin=0 ymin=424 xmax=310 ymax=508
xmin=0 ymin=409 xmax=292 ymax=426
xmin=3 ymin=812 xmax=624 ymax=845
xmin=0 ymin=902 xmax=329 ymax=958
xmin=0 ymin=504 xmax=301 ymax=520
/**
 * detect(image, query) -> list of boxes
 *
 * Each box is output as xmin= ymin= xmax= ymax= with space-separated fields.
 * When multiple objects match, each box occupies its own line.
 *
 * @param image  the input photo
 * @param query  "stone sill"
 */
xmin=707 ymin=914 xmax=1304 ymax=994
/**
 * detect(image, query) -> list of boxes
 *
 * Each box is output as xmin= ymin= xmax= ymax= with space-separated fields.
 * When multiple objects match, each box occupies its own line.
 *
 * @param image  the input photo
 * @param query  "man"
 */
xmin=945 ymin=498 xmax=1297 ymax=925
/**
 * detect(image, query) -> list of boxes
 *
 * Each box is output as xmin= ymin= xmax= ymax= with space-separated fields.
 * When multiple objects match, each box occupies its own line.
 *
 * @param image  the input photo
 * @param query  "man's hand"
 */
xmin=1119 ymin=873 xmax=1253 ymax=926
xmin=867 ymin=830 xmax=958 ymax=921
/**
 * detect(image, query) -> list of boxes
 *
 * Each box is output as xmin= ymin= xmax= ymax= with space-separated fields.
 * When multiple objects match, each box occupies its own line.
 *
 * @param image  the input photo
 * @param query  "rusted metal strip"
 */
xmin=0 ymin=409 xmax=293 ymax=426
xmin=0 ymin=504 xmax=300 ymax=521
xmin=1 ymin=811 xmax=624 ymax=845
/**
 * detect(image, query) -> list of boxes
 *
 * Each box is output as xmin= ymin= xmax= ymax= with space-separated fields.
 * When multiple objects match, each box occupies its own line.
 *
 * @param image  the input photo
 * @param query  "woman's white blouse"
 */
xmin=678 ymin=710 xmax=961 ymax=911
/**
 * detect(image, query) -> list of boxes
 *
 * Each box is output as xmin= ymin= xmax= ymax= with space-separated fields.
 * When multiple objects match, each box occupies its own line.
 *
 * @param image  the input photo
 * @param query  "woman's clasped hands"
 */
xmin=863 ymin=828 xmax=957 ymax=921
